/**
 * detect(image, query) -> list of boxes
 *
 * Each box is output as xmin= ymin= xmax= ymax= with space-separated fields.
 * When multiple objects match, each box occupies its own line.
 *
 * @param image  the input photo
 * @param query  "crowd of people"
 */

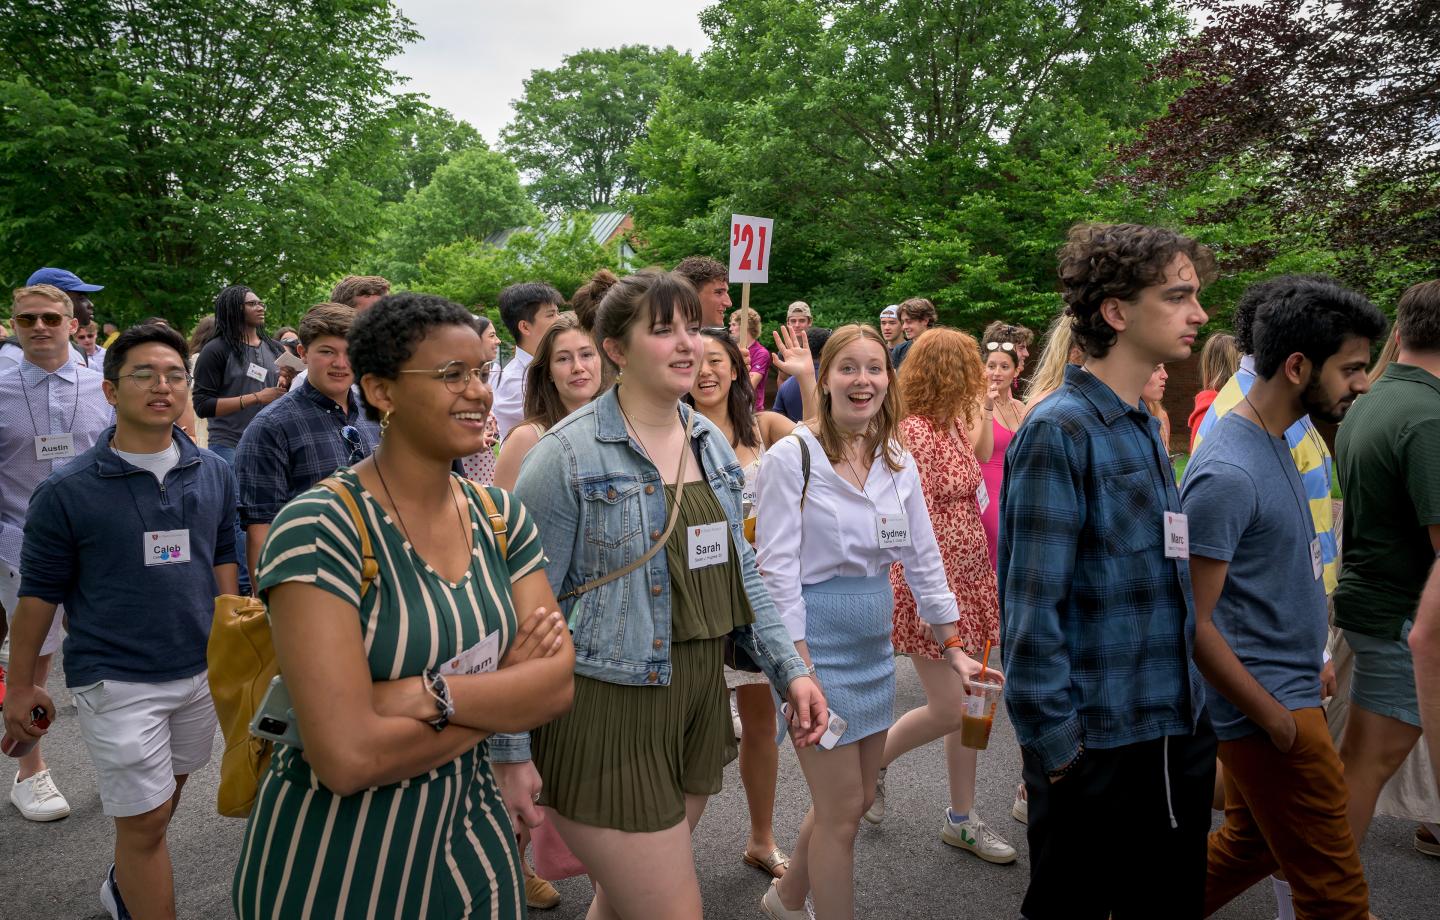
xmin=0 ymin=219 xmax=1437 ymax=920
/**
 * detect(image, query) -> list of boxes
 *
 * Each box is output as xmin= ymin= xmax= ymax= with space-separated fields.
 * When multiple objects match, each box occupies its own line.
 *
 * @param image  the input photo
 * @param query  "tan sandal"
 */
xmin=744 ymin=848 xmax=791 ymax=878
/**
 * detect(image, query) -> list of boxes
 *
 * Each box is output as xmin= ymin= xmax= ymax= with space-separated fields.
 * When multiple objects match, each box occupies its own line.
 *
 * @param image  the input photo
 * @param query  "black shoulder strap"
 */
xmin=788 ymin=432 xmax=812 ymax=510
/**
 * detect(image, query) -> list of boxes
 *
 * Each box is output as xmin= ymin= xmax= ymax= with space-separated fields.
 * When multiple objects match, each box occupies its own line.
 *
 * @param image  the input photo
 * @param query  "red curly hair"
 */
xmin=899 ymin=327 xmax=985 ymax=430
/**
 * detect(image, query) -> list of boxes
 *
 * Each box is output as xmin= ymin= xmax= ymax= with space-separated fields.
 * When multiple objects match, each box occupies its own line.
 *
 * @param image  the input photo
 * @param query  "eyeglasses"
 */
xmin=112 ymin=369 xmax=192 ymax=388
xmin=340 ymin=425 xmax=366 ymax=465
xmin=243 ymin=299 xmax=265 ymax=309
xmin=398 ymin=359 xmax=494 ymax=394
xmin=13 ymin=312 xmax=68 ymax=329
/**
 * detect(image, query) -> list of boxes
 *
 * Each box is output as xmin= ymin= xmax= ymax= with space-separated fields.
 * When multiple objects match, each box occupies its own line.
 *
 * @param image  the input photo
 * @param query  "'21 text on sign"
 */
xmin=729 ymin=215 xmax=774 ymax=284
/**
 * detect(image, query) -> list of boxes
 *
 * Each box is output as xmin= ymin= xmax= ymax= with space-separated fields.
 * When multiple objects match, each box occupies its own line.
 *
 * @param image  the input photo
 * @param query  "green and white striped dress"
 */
xmin=232 ymin=469 xmax=545 ymax=920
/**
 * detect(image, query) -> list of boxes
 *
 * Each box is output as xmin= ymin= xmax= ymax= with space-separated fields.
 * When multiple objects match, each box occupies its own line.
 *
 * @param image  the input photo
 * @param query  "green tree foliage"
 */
xmin=368 ymin=146 xmax=541 ymax=285
xmin=0 ymin=0 xmax=418 ymax=326
xmin=415 ymin=213 xmax=621 ymax=320
xmin=631 ymin=0 xmax=1193 ymax=332
xmin=502 ymin=46 xmax=691 ymax=212
xmin=368 ymin=101 xmax=487 ymax=203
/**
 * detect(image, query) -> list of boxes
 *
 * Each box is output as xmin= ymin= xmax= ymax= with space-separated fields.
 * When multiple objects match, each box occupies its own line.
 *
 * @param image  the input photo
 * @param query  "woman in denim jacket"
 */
xmin=499 ymin=269 xmax=827 ymax=918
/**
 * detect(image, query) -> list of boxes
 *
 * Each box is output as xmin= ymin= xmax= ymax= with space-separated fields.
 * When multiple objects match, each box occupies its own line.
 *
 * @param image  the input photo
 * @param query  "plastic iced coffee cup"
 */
xmin=960 ymin=678 xmax=1001 ymax=750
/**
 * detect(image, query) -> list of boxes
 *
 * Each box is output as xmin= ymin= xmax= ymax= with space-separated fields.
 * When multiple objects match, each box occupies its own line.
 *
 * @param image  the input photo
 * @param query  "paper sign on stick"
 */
xmin=729 ymin=215 xmax=774 ymax=284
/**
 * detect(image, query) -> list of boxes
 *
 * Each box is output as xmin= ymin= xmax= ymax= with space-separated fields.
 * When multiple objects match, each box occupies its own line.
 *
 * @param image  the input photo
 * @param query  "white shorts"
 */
xmin=0 ymin=561 xmax=63 ymax=657
xmin=74 ymin=672 xmax=217 ymax=818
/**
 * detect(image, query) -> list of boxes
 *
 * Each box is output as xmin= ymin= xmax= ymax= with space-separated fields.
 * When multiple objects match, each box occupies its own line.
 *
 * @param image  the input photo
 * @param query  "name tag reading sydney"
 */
xmin=688 ymin=521 xmax=729 ymax=570
xmin=877 ymin=512 xmax=911 ymax=549
xmin=145 ymin=529 xmax=191 ymax=566
xmin=33 ymin=433 xmax=74 ymax=461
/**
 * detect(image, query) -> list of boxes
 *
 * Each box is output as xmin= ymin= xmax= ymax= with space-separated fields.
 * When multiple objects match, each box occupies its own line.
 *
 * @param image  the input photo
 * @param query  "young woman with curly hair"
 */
xmin=859 ymin=327 xmax=1015 ymax=862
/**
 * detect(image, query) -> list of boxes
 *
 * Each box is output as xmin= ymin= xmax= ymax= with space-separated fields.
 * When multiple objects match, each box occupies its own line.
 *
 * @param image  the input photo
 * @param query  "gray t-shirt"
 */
xmin=1180 ymin=411 xmax=1328 ymax=741
xmin=191 ymin=336 xmax=284 ymax=449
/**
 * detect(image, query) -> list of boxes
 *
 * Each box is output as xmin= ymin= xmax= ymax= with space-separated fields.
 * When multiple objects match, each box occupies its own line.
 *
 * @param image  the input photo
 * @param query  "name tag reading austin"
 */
xmin=33 ymin=433 xmax=75 ymax=461
xmin=689 ymin=522 xmax=729 ymax=569
xmin=877 ymin=513 xmax=911 ymax=549
xmin=145 ymin=529 xmax=191 ymax=566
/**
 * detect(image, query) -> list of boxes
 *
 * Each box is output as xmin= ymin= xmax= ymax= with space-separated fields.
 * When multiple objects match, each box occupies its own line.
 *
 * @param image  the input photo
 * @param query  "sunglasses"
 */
xmin=985 ymin=341 xmax=1016 ymax=353
xmin=13 ymin=312 xmax=69 ymax=328
xmin=340 ymin=425 xmax=366 ymax=466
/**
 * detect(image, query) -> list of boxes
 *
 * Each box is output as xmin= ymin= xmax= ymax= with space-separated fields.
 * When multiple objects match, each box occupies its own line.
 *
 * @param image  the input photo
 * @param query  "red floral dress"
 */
xmin=890 ymin=415 xmax=1000 ymax=659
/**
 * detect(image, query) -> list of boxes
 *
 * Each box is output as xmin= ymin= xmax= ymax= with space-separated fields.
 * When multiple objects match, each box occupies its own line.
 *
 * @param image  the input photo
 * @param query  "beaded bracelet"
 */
xmin=1047 ymin=742 xmax=1086 ymax=780
xmin=421 ymin=668 xmax=454 ymax=732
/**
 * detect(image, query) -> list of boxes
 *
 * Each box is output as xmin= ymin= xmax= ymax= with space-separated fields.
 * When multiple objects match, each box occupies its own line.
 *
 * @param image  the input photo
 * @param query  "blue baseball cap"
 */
xmin=26 ymin=267 xmax=103 ymax=292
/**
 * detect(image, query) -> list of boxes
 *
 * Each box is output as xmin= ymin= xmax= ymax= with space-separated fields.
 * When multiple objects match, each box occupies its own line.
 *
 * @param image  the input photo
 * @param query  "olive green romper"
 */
xmin=533 ymin=481 xmax=753 ymax=831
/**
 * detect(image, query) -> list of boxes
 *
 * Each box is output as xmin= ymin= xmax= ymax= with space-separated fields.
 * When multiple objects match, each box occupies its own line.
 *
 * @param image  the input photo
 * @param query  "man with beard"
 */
xmin=1182 ymin=276 xmax=1383 ymax=919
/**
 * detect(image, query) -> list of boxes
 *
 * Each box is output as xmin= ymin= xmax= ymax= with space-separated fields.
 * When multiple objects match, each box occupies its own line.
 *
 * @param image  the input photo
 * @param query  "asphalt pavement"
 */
xmin=3 ymin=657 xmax=1435 ymax=918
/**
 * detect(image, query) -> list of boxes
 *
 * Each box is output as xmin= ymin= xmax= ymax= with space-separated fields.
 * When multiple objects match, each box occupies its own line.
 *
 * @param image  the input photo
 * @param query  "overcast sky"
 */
xmin=392 ymin=1 xmax=714 ymax=145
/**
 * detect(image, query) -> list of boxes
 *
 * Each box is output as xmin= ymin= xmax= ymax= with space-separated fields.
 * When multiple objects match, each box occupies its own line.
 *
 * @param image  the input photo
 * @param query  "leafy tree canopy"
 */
xmin=0 ymin=0 xmax=418 ymax=326
xmin=502 ymin=45 xmax=692 ymax=213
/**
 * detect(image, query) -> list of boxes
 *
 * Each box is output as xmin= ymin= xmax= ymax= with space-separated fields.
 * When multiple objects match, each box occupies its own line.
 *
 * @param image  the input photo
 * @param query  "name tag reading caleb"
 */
xmin=33 ymin=433 xmax=75 ymax=461
xmin=688 ymin=521 xmax=729 ymax=570
xmin=877 ymin=513 xmax=911 ymax=549
xmin=144 ymin=529 xmax=191 ymax=566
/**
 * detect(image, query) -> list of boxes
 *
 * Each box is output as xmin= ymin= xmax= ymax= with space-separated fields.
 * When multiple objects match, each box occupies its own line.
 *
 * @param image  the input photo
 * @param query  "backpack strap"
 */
xmin=466 ymin=481 xmax=510 ymax=558
xmin=318 ymin=477 xmax=378 ymax=599
xmin=788 ymin=432 xmax=812 ymax=510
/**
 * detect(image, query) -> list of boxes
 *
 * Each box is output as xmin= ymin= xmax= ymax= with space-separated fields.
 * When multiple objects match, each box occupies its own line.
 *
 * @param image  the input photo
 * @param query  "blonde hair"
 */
xmin=1023 ymin=314 xmax=1077 ymax=405
xmin=1368 ymin=331 xmax=1399 ymax=385
xmin=730 ymin=306 xmax=761 ymax=338
xmin=1198 ymin=333 xmax=1239 ymax=391
xmin=813 ymin=324 xmax=905 ymax=473
xmin=12 ymin=284 xmax=71 ymax=313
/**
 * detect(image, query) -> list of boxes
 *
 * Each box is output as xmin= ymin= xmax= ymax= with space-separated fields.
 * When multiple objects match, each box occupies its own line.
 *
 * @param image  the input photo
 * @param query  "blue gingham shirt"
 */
xmin=0 ymin=358 xmax=114 ymax=566
xmin=234 ymin=380 xmax=379 ymax=526
xmin=998 ymin=365 xmax=1205 ymax=772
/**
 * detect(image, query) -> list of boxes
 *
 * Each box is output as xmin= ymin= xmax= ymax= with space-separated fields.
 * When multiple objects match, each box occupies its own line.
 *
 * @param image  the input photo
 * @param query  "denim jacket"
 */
xmin=491 ymin=388 xmax=808 ymax=762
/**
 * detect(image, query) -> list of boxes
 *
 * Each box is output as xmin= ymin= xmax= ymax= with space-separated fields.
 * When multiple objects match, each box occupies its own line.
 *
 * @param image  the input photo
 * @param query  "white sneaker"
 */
xmin=11 ymin=769 xmax=71 ymax=821
xmin=863 ymin=767 xmax=887 ymax=824
xmin=760 ymin=879 xmax=813 ymax=919
xmin=941 ymin=813 xmax=1017 ymax=864
xmin=1011 ymin=781 xmax=1028 ymax=824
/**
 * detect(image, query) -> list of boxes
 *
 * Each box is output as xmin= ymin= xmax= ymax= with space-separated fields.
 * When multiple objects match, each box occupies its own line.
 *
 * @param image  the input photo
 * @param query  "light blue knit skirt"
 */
xmin=785 ymin=573 xmax=896 ymax=746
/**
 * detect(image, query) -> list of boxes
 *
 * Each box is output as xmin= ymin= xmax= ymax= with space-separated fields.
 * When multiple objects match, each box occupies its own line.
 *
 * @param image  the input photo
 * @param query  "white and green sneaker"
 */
xmin=941 ymin=813 xmax=1017 ymax=864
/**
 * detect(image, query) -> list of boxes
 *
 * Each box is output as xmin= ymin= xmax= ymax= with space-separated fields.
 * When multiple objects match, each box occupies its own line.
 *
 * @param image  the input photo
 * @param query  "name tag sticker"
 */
xmin=33 ymin=433 xmax=74 ymax=461
xmin=976 ymin=480 xmax=991 ymax=515
xmin=877 ymin=512 xmax=911 ymax=549
xmin=688 ymin=521 xmax=729 ymax=570
xmin=1310 ymin=538 xmax=1322 ymax=581
xmin=439 ymin=630 xmax=501 ymax=677
xmin=1164 ymin=511 xmax=1189 ymax=560
xmin=144 ymin=529 xmax=191 ymax=566
xmin=245 ymin=362 xmax=268 ymax=383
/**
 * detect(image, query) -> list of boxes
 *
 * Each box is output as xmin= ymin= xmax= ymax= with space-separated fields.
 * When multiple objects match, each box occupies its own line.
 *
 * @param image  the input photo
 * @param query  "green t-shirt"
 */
xmin=1334 ymin=363 xmax=1440 ymax=639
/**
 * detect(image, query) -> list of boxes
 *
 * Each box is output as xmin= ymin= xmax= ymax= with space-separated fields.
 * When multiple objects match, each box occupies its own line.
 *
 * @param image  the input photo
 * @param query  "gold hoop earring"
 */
xmin=380 ymin=410 xmax=392 ymax=437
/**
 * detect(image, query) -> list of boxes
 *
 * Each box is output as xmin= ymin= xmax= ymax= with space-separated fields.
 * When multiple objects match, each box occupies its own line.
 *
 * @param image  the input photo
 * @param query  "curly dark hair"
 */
xmin=348 ymin=292 xmax=477 ymax=421
xmin=1058 ymin=223 xmax=1216 ymax=358
xmin=673 ymin=256 xmax=728 ymax=290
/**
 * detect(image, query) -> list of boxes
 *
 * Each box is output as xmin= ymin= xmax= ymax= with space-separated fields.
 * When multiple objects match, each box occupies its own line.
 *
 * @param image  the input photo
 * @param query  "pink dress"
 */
xmin=890 ymin=417 xmax=1000 ymax=659
xmin=979 ymin=416 xmax=1014 ymax=567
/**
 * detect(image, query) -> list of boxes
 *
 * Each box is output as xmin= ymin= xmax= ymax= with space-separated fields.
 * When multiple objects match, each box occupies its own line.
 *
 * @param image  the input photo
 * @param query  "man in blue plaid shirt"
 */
xmin=999 ymin=223 xmax=1218 ymax=919
xmin=235 ymin=303 xmax=379 ymax=580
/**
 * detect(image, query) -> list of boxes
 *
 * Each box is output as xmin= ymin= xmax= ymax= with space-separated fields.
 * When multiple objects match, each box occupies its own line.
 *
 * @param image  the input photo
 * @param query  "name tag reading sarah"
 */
xmin=245 ymin=362 xmax=268 ymax=383
xmin=1164 ymin=512 xmax=1190 ymax=560
xmin=688 ymin=521 xmax=729 ymax=570
xmin=144 ymin=529 xmax=191 ymax=566
xmin=33 ymin=433 xmax=74 ymax=461
xmin=877 ymin=513 xmax=911 ymax=549
xmin=439 ymin=630 xmax=501 ymax=677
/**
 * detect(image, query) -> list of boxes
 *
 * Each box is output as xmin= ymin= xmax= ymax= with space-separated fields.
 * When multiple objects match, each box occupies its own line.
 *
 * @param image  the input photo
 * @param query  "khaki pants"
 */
xmin=1205 ymin=707 xmax=1369 ymax=919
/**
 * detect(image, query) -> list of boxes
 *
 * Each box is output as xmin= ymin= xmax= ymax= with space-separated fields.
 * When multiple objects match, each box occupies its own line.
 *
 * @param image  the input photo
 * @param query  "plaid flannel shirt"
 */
xmin=235 ymin=381 xmax=380 ymax=526
xmin=998 ymin=365 xmax=1205 ymax=773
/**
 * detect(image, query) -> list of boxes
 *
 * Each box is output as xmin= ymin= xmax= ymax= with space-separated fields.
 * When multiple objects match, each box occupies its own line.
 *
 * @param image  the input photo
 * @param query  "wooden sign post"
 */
xmin=729 ymin=214 xmax=774 ymax=353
